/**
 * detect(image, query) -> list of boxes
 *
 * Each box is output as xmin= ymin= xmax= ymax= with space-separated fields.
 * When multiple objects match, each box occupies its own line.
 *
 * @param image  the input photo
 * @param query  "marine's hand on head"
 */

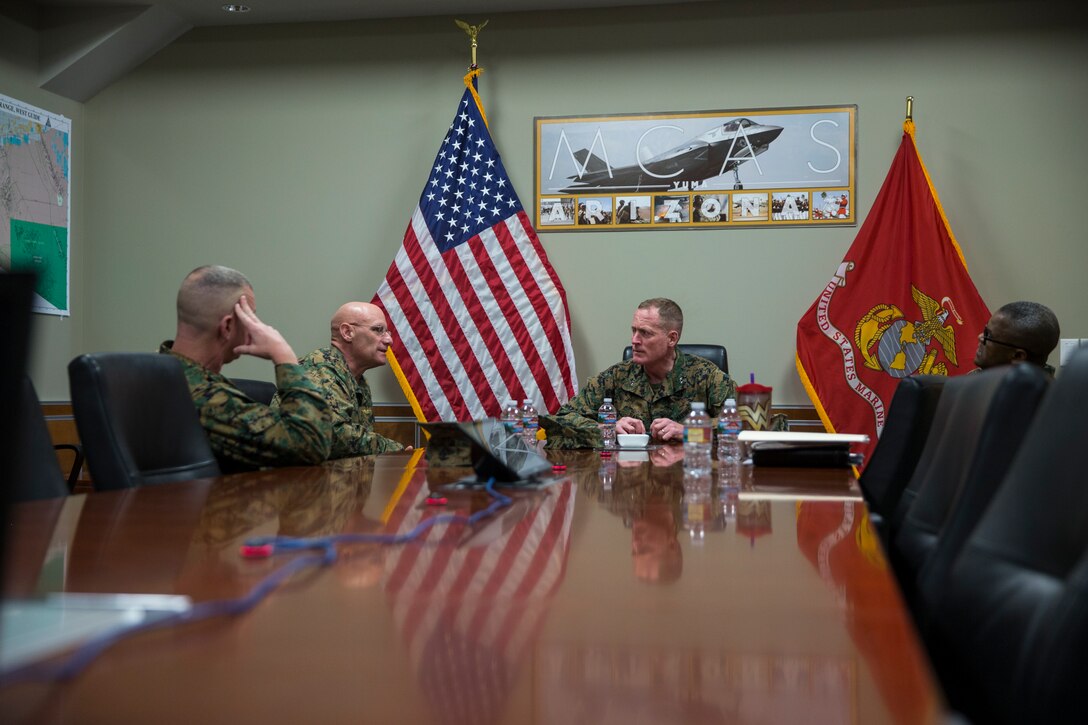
xmin=232 ymin=295 xmax=297 ymax=365
xmin=616 ymin=417 xmax=645 ymax=435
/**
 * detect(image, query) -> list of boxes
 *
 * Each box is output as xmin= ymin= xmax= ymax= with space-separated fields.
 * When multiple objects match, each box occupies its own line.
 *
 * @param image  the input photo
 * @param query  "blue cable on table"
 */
xmin=0 ymin=478 xmax=509 ymax=686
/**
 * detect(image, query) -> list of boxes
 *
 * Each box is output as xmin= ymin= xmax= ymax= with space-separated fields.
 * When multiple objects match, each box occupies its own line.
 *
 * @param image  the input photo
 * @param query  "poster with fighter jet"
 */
xmin=534 ymin=105 xmax=855 ymax=231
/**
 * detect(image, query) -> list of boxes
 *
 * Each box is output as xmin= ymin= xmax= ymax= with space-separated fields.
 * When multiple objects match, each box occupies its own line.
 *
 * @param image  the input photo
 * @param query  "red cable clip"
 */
xmin=240 ymin=543 xmax=274 ymax=559
xmin=425 ymin=494 xmax=448 ymax=507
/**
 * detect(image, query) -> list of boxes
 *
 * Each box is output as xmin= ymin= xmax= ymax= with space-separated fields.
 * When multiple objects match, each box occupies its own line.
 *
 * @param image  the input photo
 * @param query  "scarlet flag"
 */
xmin=374 ymin=70 xmax=578 ymax=422
xmin=796 ymin=120 xmax=990 ymax=465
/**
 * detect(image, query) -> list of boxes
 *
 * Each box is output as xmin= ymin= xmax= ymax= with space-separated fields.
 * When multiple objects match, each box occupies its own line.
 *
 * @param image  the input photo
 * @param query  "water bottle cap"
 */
xmin=691 ymin=402 xmax=706 ymax=411
xmin=724 ymin=398 xmax=736 ymax=406
xmin=603 ymin=397 xmax=612 ymax=403
xmin=523 ymin=399 xmax=531 ymax=404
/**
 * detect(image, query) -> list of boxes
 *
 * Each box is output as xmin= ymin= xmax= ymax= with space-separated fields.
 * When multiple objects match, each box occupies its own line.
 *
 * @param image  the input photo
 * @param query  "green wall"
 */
xmin=12 ymin=1 xmax=1088 ymax=405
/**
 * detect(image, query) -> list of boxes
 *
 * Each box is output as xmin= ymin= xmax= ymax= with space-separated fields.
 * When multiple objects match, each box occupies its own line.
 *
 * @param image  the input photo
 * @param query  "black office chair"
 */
xmin=858 ymin=375 xmax=946 ymax=531
xmin=68 ymin=353 xmax=221 ymax=490
xmin=926 ymin=347 xmax=1088 ymax=725
xmin=622 ymin=343 xmax=728 ymax=374
xmin=889 ymin=364 xmax=1049 ymax=613
xmin=230 ymin=377 xmax=277 ymax=406
xmin=11 ymin=377 xmax=79 ymax=502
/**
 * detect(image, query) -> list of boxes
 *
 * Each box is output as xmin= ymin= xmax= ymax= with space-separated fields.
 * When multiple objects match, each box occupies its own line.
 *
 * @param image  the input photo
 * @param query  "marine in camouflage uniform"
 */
xmin=161 ymin=341 xmax=332 ymax=471
xmin=290 ymin=346 xmax=404 ymax=457
xmin=542 ymin=348 xmax=736 ymax=449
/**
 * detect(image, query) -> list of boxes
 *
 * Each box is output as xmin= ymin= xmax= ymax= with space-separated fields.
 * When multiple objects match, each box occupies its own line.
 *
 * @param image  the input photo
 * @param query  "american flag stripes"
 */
xmin=375 ymin=72 xmax=577 ymax=422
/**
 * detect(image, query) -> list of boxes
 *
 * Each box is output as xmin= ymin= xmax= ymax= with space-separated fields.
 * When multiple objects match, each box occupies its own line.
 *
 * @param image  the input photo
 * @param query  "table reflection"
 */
xmin=381 ymin=462 xmax=576 ymax=725
xmin=1 ymin=451 xmax=939 ymax=724
xmin=180 ymin=458 xmax=377 ymax=598
xmin=573 ymin=450 xmax=687 ymax=584
xmin=797 ymin=500 xmax=936 ymax=724
xmin=572 ymin=449 xmax=785 ymax=584
xmin=539 ymin=643 xmax=854 ymax=725
xmin=193 ymin=457 xmax=374 ymax=548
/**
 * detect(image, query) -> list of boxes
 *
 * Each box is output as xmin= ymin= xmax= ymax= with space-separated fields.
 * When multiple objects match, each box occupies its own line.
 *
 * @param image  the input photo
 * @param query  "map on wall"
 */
xmin=0 ymin=92 xmax=71 ymax=316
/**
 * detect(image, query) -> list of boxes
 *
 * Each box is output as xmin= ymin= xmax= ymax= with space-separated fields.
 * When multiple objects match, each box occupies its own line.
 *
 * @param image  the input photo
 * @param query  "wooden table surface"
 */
xmin=2 ymin=448 xmax=943 ymax=724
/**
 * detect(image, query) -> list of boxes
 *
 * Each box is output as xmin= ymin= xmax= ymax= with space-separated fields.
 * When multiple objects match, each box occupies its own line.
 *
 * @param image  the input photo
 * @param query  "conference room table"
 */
xmin=2 ymin=446 xmax=944 ymax=723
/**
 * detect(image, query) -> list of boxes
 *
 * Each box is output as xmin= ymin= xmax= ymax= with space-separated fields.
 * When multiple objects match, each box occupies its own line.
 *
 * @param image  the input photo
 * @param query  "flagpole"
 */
xmin=456 ymin=20 xmax=490 ymax=127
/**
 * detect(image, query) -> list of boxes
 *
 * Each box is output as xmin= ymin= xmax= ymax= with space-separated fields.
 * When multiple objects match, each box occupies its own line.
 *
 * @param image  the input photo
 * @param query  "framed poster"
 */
xmin=534 ymin=105 xmax=856 ymax=232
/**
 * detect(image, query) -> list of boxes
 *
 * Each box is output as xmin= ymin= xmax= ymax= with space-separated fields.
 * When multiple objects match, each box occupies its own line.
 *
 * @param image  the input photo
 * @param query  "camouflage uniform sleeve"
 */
xmin=302 ymin=354 xmax=404 ymax=458
xmin=348 ymin=378 xmax=404 ymax=456
xmin=541 ymin=368 xmax=613 ymax=449
xmin=704 ymin=366 xmax=737 ymax=418
xmin=196 ymin=363 xmax=332 ymax=469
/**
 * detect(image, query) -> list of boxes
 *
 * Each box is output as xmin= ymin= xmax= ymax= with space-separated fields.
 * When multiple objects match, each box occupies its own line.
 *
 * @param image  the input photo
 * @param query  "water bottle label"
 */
xmin=685 ymin=428 xmax=708 ymax=444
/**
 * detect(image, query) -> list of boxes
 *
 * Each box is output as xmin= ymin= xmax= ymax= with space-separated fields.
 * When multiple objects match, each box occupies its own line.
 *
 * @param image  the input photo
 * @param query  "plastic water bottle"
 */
xmin=717 ymin=397 xmax=743 ymax=463
xmin=683 ymin=402 xmax=712 ymax=473
xmin=521 ymin=399 xmax=539 ymax=442
xmin=597 ymin=397 xmax=617 ymax=449
xmin=500 ymin=399 xmax=522 ymax=439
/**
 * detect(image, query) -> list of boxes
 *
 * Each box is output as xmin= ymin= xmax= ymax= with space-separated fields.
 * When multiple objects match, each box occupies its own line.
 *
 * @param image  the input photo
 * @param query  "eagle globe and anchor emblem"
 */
xmin=854 ymin=285 xmax=964 ymax=378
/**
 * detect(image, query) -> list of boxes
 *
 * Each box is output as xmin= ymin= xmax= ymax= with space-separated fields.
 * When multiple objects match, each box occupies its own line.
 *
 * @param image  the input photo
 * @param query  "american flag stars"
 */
xmin=421 ymin=99 xmax=522 ymax=252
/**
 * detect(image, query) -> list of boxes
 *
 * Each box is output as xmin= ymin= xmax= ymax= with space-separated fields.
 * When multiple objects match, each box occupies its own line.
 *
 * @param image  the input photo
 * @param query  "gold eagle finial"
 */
xmin=455 ymin=19 xmax=488 ymax=68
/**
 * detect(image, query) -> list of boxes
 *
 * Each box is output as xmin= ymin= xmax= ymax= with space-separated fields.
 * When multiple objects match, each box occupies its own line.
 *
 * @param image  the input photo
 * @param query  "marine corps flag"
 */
xmin=796 ymin=119 xmax=989 ymax=465
xmin=375 ymin=70 xmax=578 ymax=421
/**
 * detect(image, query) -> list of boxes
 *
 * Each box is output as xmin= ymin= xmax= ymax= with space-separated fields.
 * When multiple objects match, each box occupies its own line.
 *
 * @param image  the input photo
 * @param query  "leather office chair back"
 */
xmin=68 ymin=353 xmax=221 ymax=490
xmin=11 ymin=377 xmax=72 ymax=502
xmin=622 ymin=343 xmax=728 ymax=374
xmin=230 ymin=378 xmax=277 ymax=406
xmin=858 ymin=375 xmax=946 ymax=527
xmin=928 ymin=347 xmax=1088 ymax=724
xmin=890 ymin=364 xmax=1049 ymax=611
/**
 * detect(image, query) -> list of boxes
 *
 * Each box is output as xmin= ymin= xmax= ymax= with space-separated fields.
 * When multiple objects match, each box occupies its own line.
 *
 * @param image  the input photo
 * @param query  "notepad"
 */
xmin=0 ymin=593 xmax=191 ymax=674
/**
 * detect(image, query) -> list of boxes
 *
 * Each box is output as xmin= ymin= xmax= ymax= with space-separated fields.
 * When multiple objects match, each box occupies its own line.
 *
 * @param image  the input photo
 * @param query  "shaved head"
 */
xmin=330 ymin=301 xmax=392 ymax=376
xmin=177 ymin=265 xmax=252 ymax=333
xmin=331 ymin=301 xmax=383 ymax=339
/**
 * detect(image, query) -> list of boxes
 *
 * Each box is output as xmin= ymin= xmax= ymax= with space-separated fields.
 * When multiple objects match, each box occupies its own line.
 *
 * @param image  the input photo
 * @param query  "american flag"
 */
xmin=374 ymin=72 xmax=578 ymax=422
